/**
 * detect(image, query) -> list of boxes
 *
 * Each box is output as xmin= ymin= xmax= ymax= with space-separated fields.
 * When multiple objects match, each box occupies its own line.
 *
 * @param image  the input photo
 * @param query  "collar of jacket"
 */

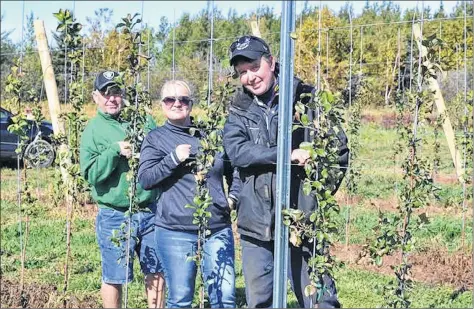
xmin=164 ymin=118 xmax=201 ymax=137
xmin=97 ymin=108 xmax=123 ymax=122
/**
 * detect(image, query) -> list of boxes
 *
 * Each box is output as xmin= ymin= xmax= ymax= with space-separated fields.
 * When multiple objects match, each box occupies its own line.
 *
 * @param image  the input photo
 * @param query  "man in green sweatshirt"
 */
xmin=80 ymin=71 xmax=165 ymax=308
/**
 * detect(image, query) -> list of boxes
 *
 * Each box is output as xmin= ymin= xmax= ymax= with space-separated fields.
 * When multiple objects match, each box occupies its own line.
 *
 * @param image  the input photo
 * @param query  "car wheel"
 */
xmin=23 ymin=139 xmax=55 ymax=168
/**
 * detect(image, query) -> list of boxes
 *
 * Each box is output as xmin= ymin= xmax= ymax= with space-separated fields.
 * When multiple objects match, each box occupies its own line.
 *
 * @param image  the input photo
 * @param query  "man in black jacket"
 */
xmin=223 ymin=35 xmax=348 ymax=308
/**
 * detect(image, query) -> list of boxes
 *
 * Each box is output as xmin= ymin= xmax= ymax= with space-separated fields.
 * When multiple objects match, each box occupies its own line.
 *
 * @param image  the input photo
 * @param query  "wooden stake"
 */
xmin=413 ymin=23 xmax=465 ymax=182
xmin=33 ymin=20 xmax=65 ymax=135
xmin=34 ymin=20 xmax=71 ymax=189
xmin=251 ymin=20 xmax=261 ymax=38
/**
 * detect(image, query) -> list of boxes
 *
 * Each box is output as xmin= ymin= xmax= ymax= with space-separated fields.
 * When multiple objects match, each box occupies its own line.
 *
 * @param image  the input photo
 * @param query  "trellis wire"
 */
xmin=456 ymin=44 xmax=460 ymax=94
xmin=17 ymin=0 xmax=25 ymax=295
xmin=8 ymin=46 xmax=466 ymax=75
xmin=359 ymin=26 xmax=363 ymax=73
xmin=394 ymin=25 xmax=402 ymax=200
xmin=408 ymin=7 xmax=416 ymax=91
xmin=298 ymin=6 xmax=302 ymax=72
xmin=64 ymin=14 xmax=68 ymax=105
xmin=344 ymin=10 xmax=354 ymax=250
xmin=326 ymin=30 xmax=329 ymax=79
xmin=412 ymin=1 xmax=424 ymax=142
xmin=461 ymin=0 xmax=468 ymax=250
xmin=301 ymin=15 xmax=470 ymax=33
xmin=397 ymin=27 xmax=401 ymax=95
xmin=172 ymin=8 xmax=176 ymax=80
xmin=471 ymin=6 xmax=474 ymax=306
xmin=438 ymin=21 xmax=442 ymax=64
xmin=316 ymin=0 xmax=322 ymax=89
xmin=147 ymin=24 xmax=150 ymax=91
xmin=207 ymin=0 xmax=214 ymax=106
xmin=2 ymin=15 xmax=473 ymax=58
xmin=81 ymin=38 xmax=85 ymax=100
xmin=118 ymin=35 xmax=121 ymax=71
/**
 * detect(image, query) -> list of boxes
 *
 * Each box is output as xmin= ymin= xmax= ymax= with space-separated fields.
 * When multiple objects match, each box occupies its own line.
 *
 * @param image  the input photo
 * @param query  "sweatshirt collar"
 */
xmin=164 ymin=119 xmax=198 ymax=136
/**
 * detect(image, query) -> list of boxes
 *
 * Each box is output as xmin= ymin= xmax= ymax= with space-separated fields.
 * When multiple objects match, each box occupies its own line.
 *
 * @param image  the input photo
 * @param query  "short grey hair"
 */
xmin=160 ymin=79 xmax=194 ymax=100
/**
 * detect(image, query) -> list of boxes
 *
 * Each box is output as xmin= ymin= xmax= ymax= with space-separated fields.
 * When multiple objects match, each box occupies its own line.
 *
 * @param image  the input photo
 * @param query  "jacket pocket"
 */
xmin=255 ymin=173 xmax=271 ymax=204
xmin=237 ymin=175 xmax=272 ymax=236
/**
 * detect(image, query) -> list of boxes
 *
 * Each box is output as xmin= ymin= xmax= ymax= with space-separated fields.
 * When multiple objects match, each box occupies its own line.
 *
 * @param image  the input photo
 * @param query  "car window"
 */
xmin=0 ymin=110 xmax=9 ymax=118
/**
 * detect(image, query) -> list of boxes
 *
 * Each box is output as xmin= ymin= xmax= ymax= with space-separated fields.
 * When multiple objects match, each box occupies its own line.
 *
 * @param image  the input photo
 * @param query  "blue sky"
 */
xmin=1 ymin=1 xmax=460 ymax=44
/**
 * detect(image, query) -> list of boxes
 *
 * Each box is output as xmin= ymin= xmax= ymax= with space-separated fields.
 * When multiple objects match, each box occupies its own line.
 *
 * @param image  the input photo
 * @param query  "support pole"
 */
xmin=251 ymin=21 xmax=262 ymax=38
xmin=273 ymin=1 xmax=295 ymax=307
xmin=34 ymin=20 xmax=71 ymax=195
xmin=413 ymin=23 xmax=465 ymax=181
xmin=34 ymin=20 xmax=65 ymax=136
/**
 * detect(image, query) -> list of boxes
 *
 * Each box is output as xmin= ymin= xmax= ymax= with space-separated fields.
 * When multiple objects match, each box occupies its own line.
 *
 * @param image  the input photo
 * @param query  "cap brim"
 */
xmin=97 ymin=81 xmax=120 ymax=91
xmin=230 ymin=50 xmax=263 ymax=66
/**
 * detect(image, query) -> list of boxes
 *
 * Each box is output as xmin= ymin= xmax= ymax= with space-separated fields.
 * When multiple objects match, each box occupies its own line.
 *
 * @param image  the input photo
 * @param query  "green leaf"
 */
xmin=301 ymin=114 xmax=309 ymax=126
xmin=375 ymin=255 xmax=383 ymax=266
xmin=303 ymin=181 xmax=312 ymax=196
xmin=299 ymin=142 xmax=313 ymax=151
xmin=304 ymin=284 xmax=316 ymax=297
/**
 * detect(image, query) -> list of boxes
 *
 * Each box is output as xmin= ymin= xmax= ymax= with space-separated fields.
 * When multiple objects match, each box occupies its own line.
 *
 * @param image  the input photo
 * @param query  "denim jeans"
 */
xmin=155 ymin=226 xmax=235 ymax=308
xmin=240 ymin=235 xmax=340 ymax=308
xmin=96 ymin=205 xmax=162 ymax=284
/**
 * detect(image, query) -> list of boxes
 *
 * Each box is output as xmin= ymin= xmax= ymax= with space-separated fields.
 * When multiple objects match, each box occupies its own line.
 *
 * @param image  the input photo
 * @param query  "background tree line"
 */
xmin=0 ymin=1 xmax=472 ymax=108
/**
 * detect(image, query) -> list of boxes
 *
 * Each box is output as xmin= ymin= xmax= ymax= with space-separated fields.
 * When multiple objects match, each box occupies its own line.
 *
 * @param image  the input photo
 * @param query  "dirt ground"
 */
xmin=335 ymin=193 xmax=465 ymax=218
xmin=0 ymin=278 xmax=99 ymax=308
xmin=361 ymin=110 xmax=439 ymax=130
xmin=332 ymin=243 xmax=472 ymax=289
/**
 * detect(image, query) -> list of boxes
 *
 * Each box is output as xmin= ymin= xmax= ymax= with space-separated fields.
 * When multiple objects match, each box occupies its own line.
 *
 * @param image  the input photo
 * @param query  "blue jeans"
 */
xmin=155 ymin=226 xmax=235 ymax=308
xmin=241 ymin=235 xmax=340 ymax=308
xmin=96 ymin=205 xmax=162 ymax=284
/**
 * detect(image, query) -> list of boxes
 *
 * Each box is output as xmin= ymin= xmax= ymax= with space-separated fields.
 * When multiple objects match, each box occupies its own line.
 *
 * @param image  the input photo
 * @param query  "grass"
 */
xmin=336 ymin=267 xmax=471 ymax=308
xmin=337 ymin=205 xmax=473 ymax=251
xmin=2 ymin=214 xmax=471 ymax=308
xmin=1 ymin=107 xmax=472 ymax=308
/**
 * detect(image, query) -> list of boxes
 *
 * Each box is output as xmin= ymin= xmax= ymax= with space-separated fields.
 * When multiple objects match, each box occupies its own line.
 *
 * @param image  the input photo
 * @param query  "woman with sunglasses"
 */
xmin=137 ymin=80 xmax=240 ymax=308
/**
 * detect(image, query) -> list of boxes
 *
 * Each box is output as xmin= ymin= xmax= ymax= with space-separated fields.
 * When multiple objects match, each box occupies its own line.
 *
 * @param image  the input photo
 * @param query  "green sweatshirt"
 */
xmin=80 ymin=109 xmax=157 ymax=210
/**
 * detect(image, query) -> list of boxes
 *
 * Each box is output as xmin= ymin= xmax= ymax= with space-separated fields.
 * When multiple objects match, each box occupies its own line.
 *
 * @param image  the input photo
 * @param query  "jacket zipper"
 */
xmin=254 ymin=96 xmax=272 ymax=147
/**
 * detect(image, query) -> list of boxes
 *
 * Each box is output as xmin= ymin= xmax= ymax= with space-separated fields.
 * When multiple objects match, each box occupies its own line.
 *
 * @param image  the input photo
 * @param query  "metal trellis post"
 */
xmin=273 ymin=0 xmax=295 ymax=307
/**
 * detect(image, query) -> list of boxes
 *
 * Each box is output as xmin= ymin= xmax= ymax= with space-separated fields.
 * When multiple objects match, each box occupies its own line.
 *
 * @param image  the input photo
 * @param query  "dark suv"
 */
xmin=0 ymin=107 xmax=55 ymax=168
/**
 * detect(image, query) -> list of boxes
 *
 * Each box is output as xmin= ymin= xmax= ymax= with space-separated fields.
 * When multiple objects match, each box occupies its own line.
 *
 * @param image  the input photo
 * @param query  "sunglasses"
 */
xmin=162 ymin=96 xmax=192 ymax=106
xmin=99 ymin=85 xmax=123 ymax=98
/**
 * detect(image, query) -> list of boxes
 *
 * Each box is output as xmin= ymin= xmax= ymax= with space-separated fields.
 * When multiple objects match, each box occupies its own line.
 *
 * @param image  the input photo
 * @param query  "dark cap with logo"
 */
xmin=94 ymin=71 xmax=120 ymax=92
xmin=229 ymin=35 xmax=271 ymax=66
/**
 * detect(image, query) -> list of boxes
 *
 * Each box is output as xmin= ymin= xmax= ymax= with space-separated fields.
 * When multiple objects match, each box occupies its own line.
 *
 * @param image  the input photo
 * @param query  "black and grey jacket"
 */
xmin=223 ymin=76 xmax=349 ymax=241
xmin=138 ymin=120 xmax=241 ymax=231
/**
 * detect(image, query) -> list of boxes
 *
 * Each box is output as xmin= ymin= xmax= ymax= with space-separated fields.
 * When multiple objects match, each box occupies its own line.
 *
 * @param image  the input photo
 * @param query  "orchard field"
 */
xmin=0 ymin=104 xmax=472 ymax=308
xmin=1 ymin=1 xmax=473 ymax=308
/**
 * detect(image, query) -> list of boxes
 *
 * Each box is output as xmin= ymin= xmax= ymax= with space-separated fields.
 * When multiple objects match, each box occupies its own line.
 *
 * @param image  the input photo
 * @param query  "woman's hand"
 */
xmin=175 ymin=144 xmax=192 ymax=162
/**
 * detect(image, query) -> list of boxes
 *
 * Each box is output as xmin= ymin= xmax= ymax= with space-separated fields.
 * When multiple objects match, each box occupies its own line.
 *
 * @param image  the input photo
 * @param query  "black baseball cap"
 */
xmin=94 ymin=71 xmax=120 ymax=92
xmin=229 ymin=35 xmax=271 ymax=66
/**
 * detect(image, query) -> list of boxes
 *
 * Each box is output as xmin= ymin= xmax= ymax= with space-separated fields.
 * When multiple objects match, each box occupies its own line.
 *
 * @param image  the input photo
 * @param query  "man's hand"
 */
xmin=291 ymin=149 xmax=310 ymax=166
xmin=176 ymin=144 xmax=192 ymax=162
xmin=118 ymin=141 xmax=132 ymax=159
